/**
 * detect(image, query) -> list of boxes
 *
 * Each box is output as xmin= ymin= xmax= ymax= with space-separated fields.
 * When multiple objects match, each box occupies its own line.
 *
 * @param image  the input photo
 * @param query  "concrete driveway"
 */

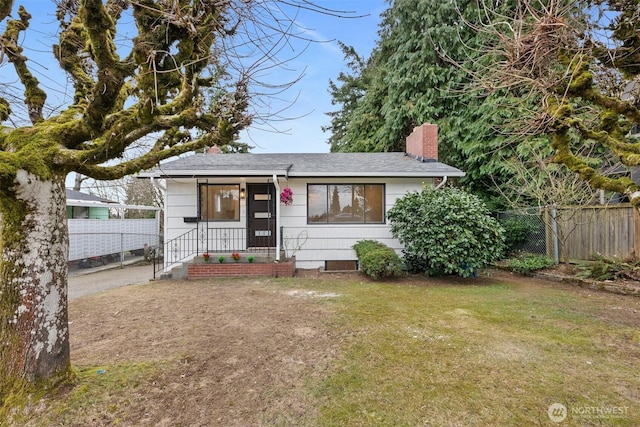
xmin=68 ymin=261 xmax=155 ymax=300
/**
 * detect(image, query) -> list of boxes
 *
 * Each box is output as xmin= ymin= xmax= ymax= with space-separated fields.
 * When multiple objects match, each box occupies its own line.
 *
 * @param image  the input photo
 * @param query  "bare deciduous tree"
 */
xmin=471 ymin=0 xmax=640 ymax=204
xmin=495 ymin=137 xmax=600 ymax=263
xmin=0 ymin=0 xmax=348 ymax=401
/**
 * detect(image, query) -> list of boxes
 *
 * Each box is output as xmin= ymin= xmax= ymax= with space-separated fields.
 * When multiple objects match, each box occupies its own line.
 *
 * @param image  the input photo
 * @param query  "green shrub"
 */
xmin=387 ymin=186 xmax=505 ymax=277
xmin=353 ymin=240 xmax=403 ymax=279
xmin=502 ymin=253 xmax=555 ymax=275
xmin=499 ymin=216 xmax=534 ymax=254
xmin=401 ymin=252 xmax=430 ymax=274
xmin=353 ymin=240 xmax=387 ymax=257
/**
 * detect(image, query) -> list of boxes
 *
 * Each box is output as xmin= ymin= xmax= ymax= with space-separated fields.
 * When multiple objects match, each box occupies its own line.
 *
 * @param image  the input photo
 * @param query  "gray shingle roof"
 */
xmin=65 ymin=189 xmax=115 ymax=204
xmin=140 ymin=152 xmax=464 ymax=178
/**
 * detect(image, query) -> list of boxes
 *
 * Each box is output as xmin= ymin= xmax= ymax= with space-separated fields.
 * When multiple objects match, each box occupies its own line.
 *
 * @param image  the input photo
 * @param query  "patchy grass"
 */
xmin=6 ymin=271 xmax=640 ymax=426
xmin=7 ymin=363 xmax=160 ymax=426
xmin=311 ymin=276 xmax=640 ymax=426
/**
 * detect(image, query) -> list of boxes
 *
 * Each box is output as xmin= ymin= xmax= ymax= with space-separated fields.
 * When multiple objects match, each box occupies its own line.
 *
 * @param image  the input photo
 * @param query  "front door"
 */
xmin=247 ymin=184 xmax=276 ymax=248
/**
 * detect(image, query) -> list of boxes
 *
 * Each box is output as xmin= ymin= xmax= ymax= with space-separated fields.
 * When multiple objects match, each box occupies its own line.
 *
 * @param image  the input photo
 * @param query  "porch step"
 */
xmin=157 ymin=249 xmax=287 ymax=280
xmin=171 ymin=265 xmax=187 ymax=280
xmin=197 ymin=253 xmax=277 ymax=263
xmin=200 ymin=249 xmax=285 ymax=260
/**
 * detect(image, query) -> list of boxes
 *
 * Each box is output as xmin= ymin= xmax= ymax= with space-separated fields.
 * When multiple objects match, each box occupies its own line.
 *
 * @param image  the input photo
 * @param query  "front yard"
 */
xmin=9 ymin=270 xmax=640 ymax=426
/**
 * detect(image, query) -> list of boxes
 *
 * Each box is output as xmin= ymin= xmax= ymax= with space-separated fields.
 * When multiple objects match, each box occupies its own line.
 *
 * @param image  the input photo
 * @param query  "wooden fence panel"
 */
xmin=553 ymin=204 xmax=637 ymax=261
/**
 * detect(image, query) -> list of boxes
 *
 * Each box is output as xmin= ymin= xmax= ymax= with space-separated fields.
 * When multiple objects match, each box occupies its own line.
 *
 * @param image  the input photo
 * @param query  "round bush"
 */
xmin=353 ymin=240 xmax=403 ymax=279
xmin=359 ymin=248 xmax=403 ymax=280
xmin=387 ymin=186 xmax=505 ymax=277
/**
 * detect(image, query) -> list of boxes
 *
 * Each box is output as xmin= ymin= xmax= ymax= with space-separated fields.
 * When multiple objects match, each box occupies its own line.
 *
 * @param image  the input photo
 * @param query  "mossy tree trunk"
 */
xmin=0 ymin=0 xmax=251 ymax=396
xmin=0 ymin=0 xmax=338 ymax=405
xmin=0 ymin=0 xmax=249 ymax=395
xmin=0 ymin=171 xmax=70 ymax=393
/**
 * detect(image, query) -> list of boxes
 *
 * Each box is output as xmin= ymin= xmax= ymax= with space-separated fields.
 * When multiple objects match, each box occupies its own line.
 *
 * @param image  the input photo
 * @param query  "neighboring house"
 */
xmin=139 ymin=123 xmax=464 ymax=271
xmin=66 ymin=189 xmax=113 ymax=219
xmin=66 ymin=189 xmax=161 ymax=262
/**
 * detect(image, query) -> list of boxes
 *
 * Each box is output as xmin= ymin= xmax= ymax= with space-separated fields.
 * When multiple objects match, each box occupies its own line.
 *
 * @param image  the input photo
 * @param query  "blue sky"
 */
xmin=2 ymin=0 xmax=387 ymax=153
xmin=242 ymin=0 xmax=388 ymax=153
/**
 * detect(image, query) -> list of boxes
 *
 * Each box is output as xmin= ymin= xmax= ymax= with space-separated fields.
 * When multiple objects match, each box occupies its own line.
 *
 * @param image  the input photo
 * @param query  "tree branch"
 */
xmin=80 ymin=0 xmax=128 ymax=128
xmin=0 ymin=6 xmax=47 ymax=124
xmin=53 ymin=14 xmax=94 ymax=104
xmin=71 ymin=130 xmax=228 ymax=180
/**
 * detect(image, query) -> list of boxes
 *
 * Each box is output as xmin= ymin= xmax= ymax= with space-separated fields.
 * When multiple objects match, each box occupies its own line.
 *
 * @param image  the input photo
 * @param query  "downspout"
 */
xmin=150 ymin=176 xmax=166 ymax=269
xmin=273 ymin=174 xmax=281 ymax=262
xmin=434 ymin=175 xmax=448 ymax=190
xmin=150 ymin=176 xmax=166 ymax=193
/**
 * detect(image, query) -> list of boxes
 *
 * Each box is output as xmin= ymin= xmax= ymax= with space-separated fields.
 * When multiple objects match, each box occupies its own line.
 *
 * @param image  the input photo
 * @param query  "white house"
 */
xmin=139 ymin=123 xmax=464 ymax=272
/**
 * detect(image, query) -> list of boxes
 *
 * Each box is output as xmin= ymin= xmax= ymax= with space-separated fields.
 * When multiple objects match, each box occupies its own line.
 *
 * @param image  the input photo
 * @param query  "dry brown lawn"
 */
xmin=10 ymin=269 xmax=640 ymax=426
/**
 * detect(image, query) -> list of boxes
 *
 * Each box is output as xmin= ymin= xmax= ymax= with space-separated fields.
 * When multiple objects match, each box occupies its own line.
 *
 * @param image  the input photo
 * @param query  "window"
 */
xmin=199 ymin=184 xmax=240 ymax=221
xmin=71 ymin=206 xmax=89 ymax=219
xmin=307 ymin=184 xmax=385 ymax=224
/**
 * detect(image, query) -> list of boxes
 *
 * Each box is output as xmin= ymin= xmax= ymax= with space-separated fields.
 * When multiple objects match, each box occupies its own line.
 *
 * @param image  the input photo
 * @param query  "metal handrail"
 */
xmin=153 ymin=226 xmax=282 ymax=279
xmin=153 ymin=228 xmax=199 ymax=278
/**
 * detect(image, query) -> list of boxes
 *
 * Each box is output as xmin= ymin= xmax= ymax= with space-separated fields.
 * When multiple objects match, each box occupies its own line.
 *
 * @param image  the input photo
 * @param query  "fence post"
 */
xmin=634 ymin=207 xmax=640 ymax=259
xmin=551 ymin=207 xmax=559 ymax=263
xmin=544 ymin=206 xmax=559 ymax=263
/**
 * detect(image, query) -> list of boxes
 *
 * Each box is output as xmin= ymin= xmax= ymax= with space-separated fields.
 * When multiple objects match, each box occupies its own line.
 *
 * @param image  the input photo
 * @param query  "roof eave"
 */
xmin=140 ymin=171 xmax=465 ymax=179
xmin=288 ymin=172 xmax=465 ymax=178
xmin=137 ymin=169 xmax=290 ymax=178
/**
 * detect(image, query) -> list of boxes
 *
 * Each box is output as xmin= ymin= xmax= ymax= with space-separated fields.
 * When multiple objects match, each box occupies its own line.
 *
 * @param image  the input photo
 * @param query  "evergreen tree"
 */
xmin=323 ymin=42 xmax=369 ymax=152
xmin=325 ymin=0 xmax=516 ymax=208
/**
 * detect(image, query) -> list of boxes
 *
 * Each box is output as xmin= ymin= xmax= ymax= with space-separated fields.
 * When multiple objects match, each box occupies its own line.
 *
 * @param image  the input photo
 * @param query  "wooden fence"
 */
xmin=547 ymin=204 xmax=640 ymax=261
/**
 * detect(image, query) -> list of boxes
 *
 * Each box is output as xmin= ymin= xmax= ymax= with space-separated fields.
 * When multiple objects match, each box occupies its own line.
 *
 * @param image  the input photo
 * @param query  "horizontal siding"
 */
xmin=165 ymin=177 xmax=432 ymax=269
xmin=165 ymin=181 xmax=199 ymax=243
xmin=279 ymin=178 xmax=420 ymax=268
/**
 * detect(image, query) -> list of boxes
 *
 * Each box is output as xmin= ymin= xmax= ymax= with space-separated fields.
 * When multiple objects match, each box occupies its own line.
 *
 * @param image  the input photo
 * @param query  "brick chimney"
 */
xmin=405 ymin=123 xmax=438 ymax=162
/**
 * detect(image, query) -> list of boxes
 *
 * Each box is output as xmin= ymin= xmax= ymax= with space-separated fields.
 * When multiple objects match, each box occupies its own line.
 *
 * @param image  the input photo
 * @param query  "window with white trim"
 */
xmin=307 ymin=184 xmax=385 ymax=224
xmin=199 ymin=184 xmax=240 ymax=221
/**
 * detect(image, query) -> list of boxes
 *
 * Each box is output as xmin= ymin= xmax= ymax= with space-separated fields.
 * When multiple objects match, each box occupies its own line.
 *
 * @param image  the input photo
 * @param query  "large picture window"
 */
xmin=307 ymin=184 xmax=385 ymax=224
xmin=199 ymin=184 xmax=240 ymax=221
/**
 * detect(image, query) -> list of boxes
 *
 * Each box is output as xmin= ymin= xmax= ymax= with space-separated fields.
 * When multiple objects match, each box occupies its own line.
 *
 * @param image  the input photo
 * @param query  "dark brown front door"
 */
xmin=247 ymin=184 xmax=276 ymax=248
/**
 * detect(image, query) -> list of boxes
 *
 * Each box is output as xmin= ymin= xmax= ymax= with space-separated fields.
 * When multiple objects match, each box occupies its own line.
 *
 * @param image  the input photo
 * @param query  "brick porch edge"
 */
xmin=187 ymin=257 xmax=296 ymax=279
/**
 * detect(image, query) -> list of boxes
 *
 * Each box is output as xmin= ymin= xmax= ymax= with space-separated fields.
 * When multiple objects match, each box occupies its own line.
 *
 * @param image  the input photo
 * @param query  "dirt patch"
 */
xmin=68 ymin=278 xmax=339 ymax=426
xmin=28 ymin=268 xmax=639 ymax=426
